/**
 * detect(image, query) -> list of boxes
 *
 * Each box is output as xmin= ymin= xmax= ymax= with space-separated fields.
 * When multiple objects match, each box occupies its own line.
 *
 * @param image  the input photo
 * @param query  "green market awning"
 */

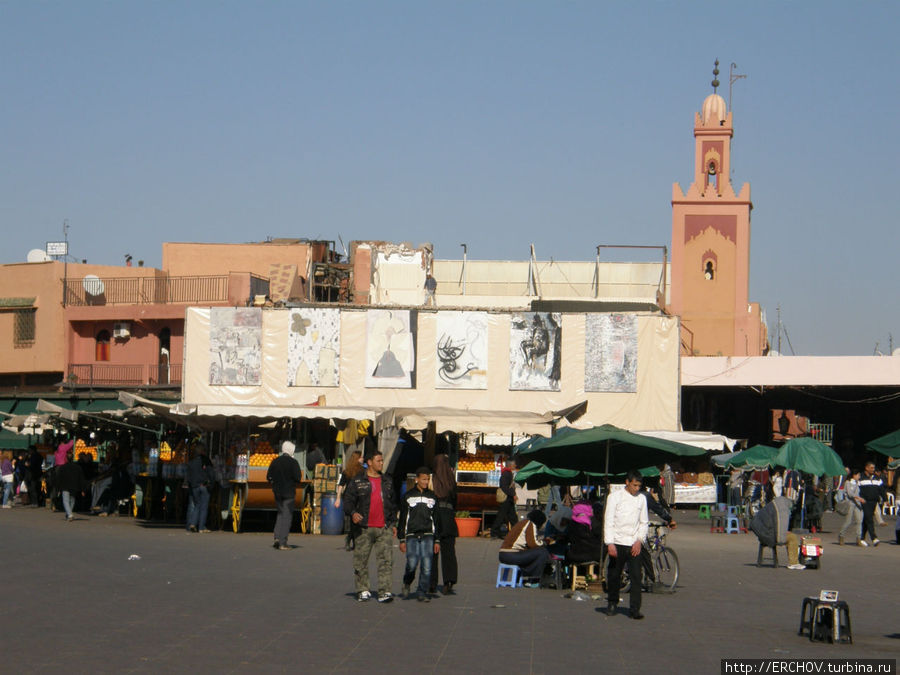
xmin=721 ymin=444 xmax=779 ymax=470
xmin=516 ymin=424 xmax=706 ymax=475
xmin=0 ymin=428 xmax=36 ymax=450
xmin=865 ymin=429 xmax=900 ymax=459
xmin=772 ymin=437 xmax=844 ymax=477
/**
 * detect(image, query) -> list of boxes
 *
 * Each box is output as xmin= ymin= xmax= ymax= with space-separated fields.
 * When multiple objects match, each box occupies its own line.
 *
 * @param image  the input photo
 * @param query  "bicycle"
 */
xmin=605 ymin=523 xmax=679 ymax=593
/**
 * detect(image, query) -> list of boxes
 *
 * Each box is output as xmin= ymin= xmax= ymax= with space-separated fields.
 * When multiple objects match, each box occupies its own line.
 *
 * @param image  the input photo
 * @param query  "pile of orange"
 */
xmin=159 ymin=441 xmax=173 ymax=461
xmin=249 ymin=453 xmax=277 ymax=467
xmin=457 ymin=449 xmax=498 ymax=472
xmin=74 ymin=438 xmax=99 ymax=461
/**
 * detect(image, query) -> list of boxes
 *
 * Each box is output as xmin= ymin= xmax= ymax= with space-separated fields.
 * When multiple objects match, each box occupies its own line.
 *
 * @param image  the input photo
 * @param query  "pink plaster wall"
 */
xmin=162 ymin=242 xmax=311 ymax=280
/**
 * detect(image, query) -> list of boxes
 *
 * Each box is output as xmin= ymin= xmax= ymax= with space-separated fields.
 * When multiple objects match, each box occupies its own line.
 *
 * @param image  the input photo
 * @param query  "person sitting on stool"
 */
xmin=498 ymin=510 xmax=550 ymax=587
xmin=749 ymin=495 xmax=804 ymax=570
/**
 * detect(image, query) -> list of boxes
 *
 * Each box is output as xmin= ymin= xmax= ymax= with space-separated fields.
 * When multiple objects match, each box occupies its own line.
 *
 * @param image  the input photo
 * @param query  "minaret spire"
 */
xmin=711 ymin=59 xmax=720 ymax=93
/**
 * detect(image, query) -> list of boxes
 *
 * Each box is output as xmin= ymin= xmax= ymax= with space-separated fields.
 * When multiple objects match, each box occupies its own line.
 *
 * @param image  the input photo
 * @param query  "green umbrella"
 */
xmin=513 ymin=461 xmax=604 ymax=489
xmin=864 ymin=429 xmax=900 ymax=459
xmin=722 ymin=444 xmax=779 ymax=470
xmin=772 ymin=437 xmax=844 ymax=477
xmin=514 ymin=460 xmax=658 ymax=489
xmin=515 ymin=424 xmax=706 ymax=475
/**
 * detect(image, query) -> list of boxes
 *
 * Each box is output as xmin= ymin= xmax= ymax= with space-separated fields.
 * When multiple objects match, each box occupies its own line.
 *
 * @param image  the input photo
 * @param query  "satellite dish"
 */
xmin=26 ymin=248 xmax=51 ymax=263
xmin=82 ymin=275 xmax=105 ymax=296
xmin=767 ymin=350 xmax=781 ymax=357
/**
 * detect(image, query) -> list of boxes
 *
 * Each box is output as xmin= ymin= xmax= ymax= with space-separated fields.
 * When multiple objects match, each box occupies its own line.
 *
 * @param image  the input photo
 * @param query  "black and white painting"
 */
xmin=435 ymin=311 xmax=488 ymax=389
xmin=365 ymin=309 xmax=415 ymax=388
xmin=209 ymin=308 xmax=262 ymax=385
xmin=508 ymin=312 xmax=561 ymax=391
xmin=287 ymin=308 xmax=340 ymax=387
xmin=584 ymin=314 xmax=637 ymax=393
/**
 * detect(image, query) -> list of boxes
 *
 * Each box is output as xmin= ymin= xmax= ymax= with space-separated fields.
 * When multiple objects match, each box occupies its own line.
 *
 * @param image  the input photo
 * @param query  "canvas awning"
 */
xmin=374 ymin=406 xmax=557 ymax=436
xmin=633 ymin=429 xmax=739 ymax=452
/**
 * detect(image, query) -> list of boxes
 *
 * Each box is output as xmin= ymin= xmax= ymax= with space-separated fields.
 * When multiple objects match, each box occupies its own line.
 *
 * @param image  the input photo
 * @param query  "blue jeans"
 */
xmin=2 ymin=480 xmax=13 ymax=505
xmin=62 ymin=490 xmax=75 ymax=518
xmin=187 ymin=485 xmax=210 ymax=531
xmin=402 ymin=535 xmax=434 ymax=595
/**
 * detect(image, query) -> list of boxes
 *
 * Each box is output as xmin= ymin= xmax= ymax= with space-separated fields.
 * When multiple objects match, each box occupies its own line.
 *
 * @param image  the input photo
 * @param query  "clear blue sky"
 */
xmin=2 ymin=2 xmax=898 ymax=356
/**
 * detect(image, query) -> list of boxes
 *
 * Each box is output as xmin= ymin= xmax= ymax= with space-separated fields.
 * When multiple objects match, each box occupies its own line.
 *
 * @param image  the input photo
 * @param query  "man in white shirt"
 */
xmin=604 ymin=470 xmax=649 ymax=620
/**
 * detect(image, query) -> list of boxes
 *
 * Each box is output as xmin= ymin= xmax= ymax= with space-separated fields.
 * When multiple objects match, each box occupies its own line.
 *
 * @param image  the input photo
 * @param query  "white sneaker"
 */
xmin=872 ymin=538 xmax=880 ymax=547
xmin=377 ymin=592 xmax=393 ymax=603
xmin=357 ymin=591 xmax=372 ymax=602
xmin=858 ymin=540 xmax=868 ymax=547
xmin=787 ymin=564 xmax=806 ymax=570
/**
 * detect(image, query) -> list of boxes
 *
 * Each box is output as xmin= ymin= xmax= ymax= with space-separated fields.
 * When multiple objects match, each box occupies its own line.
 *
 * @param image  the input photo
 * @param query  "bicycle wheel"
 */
xmin=654 ymin=547 xmax=679 ymax=591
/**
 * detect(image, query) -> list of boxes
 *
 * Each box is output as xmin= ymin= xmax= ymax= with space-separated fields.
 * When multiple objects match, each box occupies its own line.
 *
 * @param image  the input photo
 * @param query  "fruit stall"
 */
xmin=455 ymin=449 xmax=502 ymax=515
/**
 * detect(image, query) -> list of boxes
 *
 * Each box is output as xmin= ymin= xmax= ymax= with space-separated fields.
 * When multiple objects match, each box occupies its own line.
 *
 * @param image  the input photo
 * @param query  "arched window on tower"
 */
xmin=95 ymin=330 xmax=111 ymax=361
xmin=702 ymin=250 xmax=718 ymax=281
xmin=706 ymin=160 xmax=719 ymax=193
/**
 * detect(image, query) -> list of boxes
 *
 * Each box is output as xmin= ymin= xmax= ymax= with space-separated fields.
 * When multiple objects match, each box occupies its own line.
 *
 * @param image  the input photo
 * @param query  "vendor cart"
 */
xmin=228 ymin=466 xmax=315 ymax=534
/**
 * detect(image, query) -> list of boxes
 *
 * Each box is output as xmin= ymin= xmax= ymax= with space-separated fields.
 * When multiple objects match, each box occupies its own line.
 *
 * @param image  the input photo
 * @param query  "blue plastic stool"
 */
xmin=496 ymin=563 xmax=523 ymax=588
xmin=724 ymin=516 xmax=742 ymax=534
xmin=698 ymin=504 xmax=711 ymax=520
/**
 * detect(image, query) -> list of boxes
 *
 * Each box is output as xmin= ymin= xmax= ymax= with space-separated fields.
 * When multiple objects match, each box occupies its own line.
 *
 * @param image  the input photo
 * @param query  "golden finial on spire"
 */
xmin=711 ymin=59 xmax=720 ymax=93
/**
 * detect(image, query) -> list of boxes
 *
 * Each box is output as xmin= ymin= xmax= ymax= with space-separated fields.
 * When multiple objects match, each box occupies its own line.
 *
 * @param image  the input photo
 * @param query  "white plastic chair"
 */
xmin=881 ymin=492 xmax=897 ymax=517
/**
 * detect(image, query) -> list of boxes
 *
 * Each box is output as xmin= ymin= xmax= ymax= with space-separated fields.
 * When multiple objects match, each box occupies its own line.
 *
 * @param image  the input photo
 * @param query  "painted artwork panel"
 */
xmin=287 ymin=308 xmax=341 ymax=387
xmin=508 ymin=312 xmax=561 ymax=391
xmin=435 ymin=311 xmax=488 ymax=389
xmin=208 ymin=308 xmax=262 ymax=385
xmin=584 ymin=314 xmax=637 ymax=393
xmin=365 ymin=309 xmax=415 ymax=388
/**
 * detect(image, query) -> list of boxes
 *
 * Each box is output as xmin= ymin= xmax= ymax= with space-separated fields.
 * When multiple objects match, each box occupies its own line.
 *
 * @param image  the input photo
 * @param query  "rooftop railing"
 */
xmin=62 ymin=275 xmax=229 ymax=306
xmin=67 ymin=363 xmax=183 ymax=387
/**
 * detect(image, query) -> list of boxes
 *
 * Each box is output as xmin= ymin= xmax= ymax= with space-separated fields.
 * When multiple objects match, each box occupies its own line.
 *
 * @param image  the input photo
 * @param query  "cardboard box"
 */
xmin=325 ymin=465 xmax=339 ymax=481
xmin=314 ymin=464 xmax=328 ymax=479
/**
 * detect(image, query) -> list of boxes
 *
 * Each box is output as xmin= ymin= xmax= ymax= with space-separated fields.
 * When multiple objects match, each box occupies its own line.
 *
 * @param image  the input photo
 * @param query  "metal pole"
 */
xmin=460 ymin=243 xmax=467 ymax=295
xmin=62 ymin=220 xmax=69 ymax=307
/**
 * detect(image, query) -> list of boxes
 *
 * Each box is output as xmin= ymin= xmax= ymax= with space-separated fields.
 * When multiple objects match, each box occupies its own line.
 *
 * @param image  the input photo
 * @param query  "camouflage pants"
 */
xmin=353 ymin=526 xmax=393 ymax=595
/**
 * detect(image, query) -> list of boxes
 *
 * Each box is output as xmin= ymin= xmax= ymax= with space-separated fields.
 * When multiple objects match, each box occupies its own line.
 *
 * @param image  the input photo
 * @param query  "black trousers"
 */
xmin=860 ymin=501 xmax=878 ymax=542
xmin=25 ymin=475 xmax=42 ymax=507
xmin=607 ymin=544 xmax=642 ymax=611
xmin=490 ymin=499 xmax=518 ymax=537
xmin=429 ymin=536 xmax=458 ymax=589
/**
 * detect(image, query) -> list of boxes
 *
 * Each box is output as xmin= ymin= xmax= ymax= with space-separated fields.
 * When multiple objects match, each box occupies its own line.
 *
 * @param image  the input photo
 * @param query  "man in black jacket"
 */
xmin=342 ymin=450 xmax=398 ymax=603
xmin=858 ymin=461 xmax=886 ymax=546
xmin=267 ymin=441 xmax=303 ymax=550
xmin=490 ymin=458 xmax=519 ymax=539
xmin=398 ymin=467 xmax=441 ymax=601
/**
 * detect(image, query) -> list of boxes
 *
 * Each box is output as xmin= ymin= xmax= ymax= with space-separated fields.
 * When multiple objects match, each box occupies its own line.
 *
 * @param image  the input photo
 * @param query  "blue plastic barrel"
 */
xmin=320 ymin=492 xmax=343 ymax=535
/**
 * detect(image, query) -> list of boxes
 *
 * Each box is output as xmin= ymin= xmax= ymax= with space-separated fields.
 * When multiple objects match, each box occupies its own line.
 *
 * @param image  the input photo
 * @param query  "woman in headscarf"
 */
xmin=565 ymin=500 xmax=605 ymax=564
xmin=429 ymin=453 xmax=458 ymax=594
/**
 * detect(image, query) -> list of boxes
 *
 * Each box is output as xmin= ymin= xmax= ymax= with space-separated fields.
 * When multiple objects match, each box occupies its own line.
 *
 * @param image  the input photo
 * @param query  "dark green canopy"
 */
xmin=722 ymin=444 xmax=779 ymax=469
xmin=772 ymin=437 xmax=844 ymax=477
xmin=864 ymin=429 xmax=900 ymax=459
xmin=514 ymin=460 xmax=658 ymax=489
xmin=515 ymin=424 xmax=705 ymax=475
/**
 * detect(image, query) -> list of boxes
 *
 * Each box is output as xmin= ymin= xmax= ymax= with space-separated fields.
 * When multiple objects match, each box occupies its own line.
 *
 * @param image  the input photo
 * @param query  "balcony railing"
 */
xmin=63 ymin=275 xmax=229 ymax=306
xmin=67 ymin=363 xmax=183 ymax=387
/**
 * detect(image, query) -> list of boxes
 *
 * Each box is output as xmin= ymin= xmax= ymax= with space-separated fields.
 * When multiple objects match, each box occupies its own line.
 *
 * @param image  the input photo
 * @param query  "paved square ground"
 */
xmin=1 ymin=506 xmax=897 ymax=673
